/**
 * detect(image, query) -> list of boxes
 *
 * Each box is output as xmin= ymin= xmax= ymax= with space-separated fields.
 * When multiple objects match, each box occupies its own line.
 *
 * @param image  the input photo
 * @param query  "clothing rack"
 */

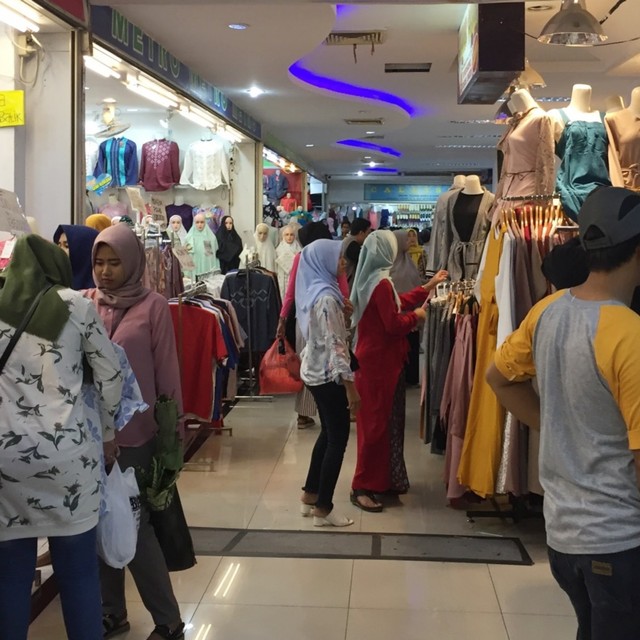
xmin=177 ymin=280 xmax=233 ymax=441
xmin=501 ymin=193 xmax=559 ymax=202
xmin=235 ymin=258 xmax=273 ymax=403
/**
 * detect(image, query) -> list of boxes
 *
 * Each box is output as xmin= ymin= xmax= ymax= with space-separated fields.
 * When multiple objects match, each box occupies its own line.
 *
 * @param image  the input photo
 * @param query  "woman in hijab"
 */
xmin=0 ymin=235 xmax=123 ymax=640
xmin=277 ymin=222 xmax=348 ymax=429
xmin=167 ymin=215 xmax=188 ymax=247
xmin=406 ymin=228 xmax=427 ymax=277
xmin=254 ymin=222 xmax=276 ymax=272
xmin=216 ymin=215 xmax=243 ymax=274
xmin=350 ymin=231 xmax=447 ymax=512
xmin=54 ymin=224 xmax=99 ymax=289
xmin=390 ymin=229 xmax=424 ymax=386
xmin=184 ymin=212 xmax=220 ymax=280
xmin=296 ymin=239 xmax=359 ymax=527
xmin=84 ymin=224 xmax=185 ymax=640
xmin=85 ymin=213 xmax=112 ymax=233
xmin=275 ymin=224 xmax=302 ymax=299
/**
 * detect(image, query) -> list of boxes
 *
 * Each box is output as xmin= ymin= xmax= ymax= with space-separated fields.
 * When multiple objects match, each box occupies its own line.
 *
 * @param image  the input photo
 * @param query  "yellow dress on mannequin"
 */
xmin=457 ymin=225 xmax=505 ymax=497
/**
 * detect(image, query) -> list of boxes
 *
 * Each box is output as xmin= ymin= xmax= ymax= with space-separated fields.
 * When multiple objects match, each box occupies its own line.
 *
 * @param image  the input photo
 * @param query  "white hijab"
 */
xmin=254 ymin=222 xmax=277 ymax=272
xmin=275 ymin=224 xmax=302 ymax=274
xmin=351 ymin=230 xmax=401 ymax=325
xmin=168 ymin=215 xmax=188 ymax=246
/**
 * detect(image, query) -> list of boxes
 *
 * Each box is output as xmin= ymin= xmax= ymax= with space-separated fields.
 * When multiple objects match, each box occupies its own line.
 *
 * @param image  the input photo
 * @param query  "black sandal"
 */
xmin=350 ymin=489 xmax=383 ymax=513
xmin=103 ymin=613 xmax=130 ymax=639
xmin=149 ymin=622 xmax=185 ymax=639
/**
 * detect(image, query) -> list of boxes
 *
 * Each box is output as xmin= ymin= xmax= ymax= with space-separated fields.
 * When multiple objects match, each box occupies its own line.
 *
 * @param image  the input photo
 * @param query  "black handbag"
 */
xmin=149 ymin=489 xmax=196 ymax=572
xmin=0 ymin=283 xmax=54 ymax=375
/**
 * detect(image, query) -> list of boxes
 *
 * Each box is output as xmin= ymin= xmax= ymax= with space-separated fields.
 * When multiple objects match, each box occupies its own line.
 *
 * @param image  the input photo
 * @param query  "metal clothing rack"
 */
xmin=235 ymin=258 xmax=273 ymax=403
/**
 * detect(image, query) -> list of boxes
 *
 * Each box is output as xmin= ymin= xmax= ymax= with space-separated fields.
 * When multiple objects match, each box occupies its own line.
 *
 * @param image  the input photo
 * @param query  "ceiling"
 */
xmin=90 ymin=0 xmax=639 ymax=180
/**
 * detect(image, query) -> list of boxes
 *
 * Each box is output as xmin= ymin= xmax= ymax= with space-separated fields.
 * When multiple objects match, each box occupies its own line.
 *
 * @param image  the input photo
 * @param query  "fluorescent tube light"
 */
xmin=126 ymin=82 xmax=178 ymax=109
xmin=84 ymin=56 xmax=121 ymax=79
xmin=0 ymin=5 xmax=39 ymax=32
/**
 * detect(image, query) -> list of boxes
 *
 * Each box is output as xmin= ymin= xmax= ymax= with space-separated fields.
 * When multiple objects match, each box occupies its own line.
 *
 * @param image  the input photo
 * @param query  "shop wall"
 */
xmin=229 ymin=141 xmax=258 ymax=248
xmin=21 ymin=31 xmax=75 ymax=241
xmin=0 ymin=33 xmax=17 ymax=196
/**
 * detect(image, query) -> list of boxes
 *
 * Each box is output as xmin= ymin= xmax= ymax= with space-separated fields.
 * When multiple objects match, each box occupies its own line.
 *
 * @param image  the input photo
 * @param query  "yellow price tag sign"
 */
xmin=0 ymin=91 xmax=25 ymax=128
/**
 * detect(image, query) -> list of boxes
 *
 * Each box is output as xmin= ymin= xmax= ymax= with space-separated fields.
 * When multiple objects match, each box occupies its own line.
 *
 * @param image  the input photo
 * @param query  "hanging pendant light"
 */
xmin=537 ymin=0 xmax=606 ymax=46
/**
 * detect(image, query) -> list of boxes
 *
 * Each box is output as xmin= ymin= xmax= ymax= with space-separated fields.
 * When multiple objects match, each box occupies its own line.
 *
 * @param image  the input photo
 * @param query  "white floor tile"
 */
xmin=502 ymin=613 xmax=577 ymax=639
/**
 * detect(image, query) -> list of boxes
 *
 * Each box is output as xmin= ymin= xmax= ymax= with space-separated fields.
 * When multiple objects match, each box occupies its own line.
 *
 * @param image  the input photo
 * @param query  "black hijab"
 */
xmin=298 ymin=221 xmax=331 ymax=247
xmin=216 ymin=216 xmax=243 ymax=263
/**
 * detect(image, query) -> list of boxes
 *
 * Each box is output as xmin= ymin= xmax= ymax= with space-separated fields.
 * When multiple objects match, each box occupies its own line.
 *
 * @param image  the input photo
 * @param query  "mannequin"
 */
xmin=266 ymin=169 xmax=289 ymax=204
xmin=280 ymin=191 xmax=297 ymax=213
xmin=174 ymin=194 xmax=185 ymax=207
xmin=550 ymin=83 xmax=611 ymax=219
xmin=254 ymin=222 xmax=277 ymax=272
xmin=183 ymin=212 xmax=220 ymax=279
xmin=167 ymin=215 xmax=187 ymax=247
xmin=452 ymin=175 xmax=466 ymax=189
xmin=605 ymin=95 xmax=625 ymax=114
xmin=462 ymin=175 xmax=483 ymax=195
xmin=275 ymin=224 xmax=302 ymax=298
xmin=605 ymin=86 xmax=640 ymax=190
xmin=508 ymin=88 xmax=538 ymax=115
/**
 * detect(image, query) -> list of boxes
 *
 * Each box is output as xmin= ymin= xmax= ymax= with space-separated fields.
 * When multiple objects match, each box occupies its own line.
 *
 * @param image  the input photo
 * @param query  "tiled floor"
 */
xmin=28 ymin=391 xmax=576 ymax=639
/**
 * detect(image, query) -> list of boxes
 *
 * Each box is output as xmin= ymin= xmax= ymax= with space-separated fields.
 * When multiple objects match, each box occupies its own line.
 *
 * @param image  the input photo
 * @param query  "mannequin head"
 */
xmin=170 ymin=216 xmax=183 ymax=232
xmin=286 ymin=192 xmax=292 ymax=199
xmin=569 ymin=84 xmax=592 ymax=112
xmin=509 ymin=88 xmax=537 ymax=114
xmin=224 ymin=216 xmax=234 ymax=231
xmin=463 ymin=175 xmax=483 ymax=195
xmin=453 ymin=175 xmax=466 ymax=189
xmin=605 ymin=95 xmax=625 ymax=114
xmin=282 ymin=226 xmax=295 ymax=245
xmin=255 ymin=223 xmax=269 ymax=243
xmin=194 ymin=213 xmax=206 ymax=231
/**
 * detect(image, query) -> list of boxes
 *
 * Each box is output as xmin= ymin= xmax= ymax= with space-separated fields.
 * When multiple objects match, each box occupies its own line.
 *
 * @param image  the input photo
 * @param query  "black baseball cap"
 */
xmin=579 ymin=187 xmax=640 ymax=250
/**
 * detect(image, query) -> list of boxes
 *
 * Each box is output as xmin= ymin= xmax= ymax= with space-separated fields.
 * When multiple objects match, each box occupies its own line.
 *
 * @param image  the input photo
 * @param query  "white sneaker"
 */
xmin=313 ymin=511 xmax=354 ymax=527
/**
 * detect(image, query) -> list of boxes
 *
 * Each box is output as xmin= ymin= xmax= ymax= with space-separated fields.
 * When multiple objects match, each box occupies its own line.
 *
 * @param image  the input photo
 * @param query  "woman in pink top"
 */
xmin=84 ymin=224 xmax=185 ymax=640
xmin=277 ymin=222 xmax=350 ymax=428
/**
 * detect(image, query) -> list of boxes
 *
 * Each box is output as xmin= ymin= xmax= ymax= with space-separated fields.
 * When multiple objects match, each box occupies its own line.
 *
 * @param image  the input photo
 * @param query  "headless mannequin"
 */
xmin=454 ymin=176 xmax=485 ymax=243
xmin=606 ymin=95 xmax=625 ymax=114
xmin=174 ymin=194 xmax=185 ymax=207
xmin=452 ymin=174 xmax=466 ymax=189
xmin=629 ymin=87 xmax=640 ymax=118
xmin=550 ymin=84 xmax=600 ymax=140
xmin=462 ymin=175 xmax=484 ymax=195
xmin=508 ymin=88 xmax=539 ymax=115
xmin=605 ymin=87 xmax=640 ymax=189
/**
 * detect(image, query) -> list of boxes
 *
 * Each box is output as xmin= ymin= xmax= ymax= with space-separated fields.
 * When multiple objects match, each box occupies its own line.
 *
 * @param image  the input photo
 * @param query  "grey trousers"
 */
xmin=100 ymin=441 xmax=181 ymax=626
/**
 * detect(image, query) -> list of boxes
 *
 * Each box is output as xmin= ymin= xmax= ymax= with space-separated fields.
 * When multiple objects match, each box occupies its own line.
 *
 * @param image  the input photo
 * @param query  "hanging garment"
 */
xmin=180 ymin=139 xmax=230 ymax=191
xmin=605 ymin=108 xmax=640 ymax=190
xmin=165 ymin=203 xmax=195 ymax=232
xmin=491 ymin=107 xmax=556 ymax=221
xmin=266 ymin=172 xmax=289 ymax=202
xmin=99 ymin=201 xmax=129 ymax=219
xmin=426 ymin=188 xmax=462 ymax=273
xmin=139 ymin=139 xmax=180 ymax=192
xmin=444 ymin=190 xmax=494 ymax=281
xmin=555 ymin=109 xmax=611 ymax=221
xmin=94 ymin=137 xmax=139 ymax=187
xmin=457 ymin=227 xmax=506 ymax=498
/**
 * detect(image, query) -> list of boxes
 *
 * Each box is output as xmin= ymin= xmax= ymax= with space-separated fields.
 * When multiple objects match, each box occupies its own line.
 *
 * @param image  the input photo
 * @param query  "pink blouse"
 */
xmin=84 ymin=289 xmax=184 ymax=447
xmin=280 ymin=251 xmax=350 ymax=319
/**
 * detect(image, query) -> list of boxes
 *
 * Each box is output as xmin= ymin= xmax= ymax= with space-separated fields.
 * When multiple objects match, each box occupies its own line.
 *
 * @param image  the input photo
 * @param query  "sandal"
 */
xmin=350 ymin=490 xmax=383 ymax=513
xmin=103 ymin=613 xmax=130 ymax=639
xmin=297 ymin=416 xmax=315 ymax=429
xmin=147 ymin=622 xmax=185 ymax=640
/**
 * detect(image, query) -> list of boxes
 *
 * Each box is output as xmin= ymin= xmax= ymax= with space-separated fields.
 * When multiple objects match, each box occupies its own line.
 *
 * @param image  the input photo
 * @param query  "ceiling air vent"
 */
xmin=325 ymin=30 xmax=387 ymax=46
xmin=364 ymin=135 xmax=385 ymax=140
xmin=344 ymin=118 xmax=385 ymax=126
xmin=385 ymin=63 xmax=432 ymax=74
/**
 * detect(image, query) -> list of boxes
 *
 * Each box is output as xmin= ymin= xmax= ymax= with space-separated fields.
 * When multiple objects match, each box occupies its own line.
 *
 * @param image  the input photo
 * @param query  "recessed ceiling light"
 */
xmin=247 ymin=86 xmax=264 ymax=98
xmin=357 ymin=170 xmax=364 ymax=177
xmin=103 ymin=97 xmax=117 ymax=103
xmin=364 ymin=156 xmax=372 ymax=159
xmin=305 ymin=144 xmax=315 ymax=148
xmin=366 ymin=130 xmax=375 ymax=135
xmin=228 ymin=23 xmax=249 ymax=30
xmin=527 ymin=4 xmax=553 ymax=11
xmin=127 ymin=108 xmax=140 ymax=112
xmin=368 ymin=161 xmax=377 ymax=167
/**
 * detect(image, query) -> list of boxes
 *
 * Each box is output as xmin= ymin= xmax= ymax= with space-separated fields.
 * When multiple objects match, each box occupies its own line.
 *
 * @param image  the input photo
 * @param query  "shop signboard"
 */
xmin=36 ymin=0 xmax=89 ymax=27
xmin=90 ymin=6 xmax=261 ymax=139
xmin=457 ymin=4 xmax=479 ymax=100
xmin=364 ymin=184 xmax=450 ymax=203
xmin=0 ymin=91 xmax=25 ymax=128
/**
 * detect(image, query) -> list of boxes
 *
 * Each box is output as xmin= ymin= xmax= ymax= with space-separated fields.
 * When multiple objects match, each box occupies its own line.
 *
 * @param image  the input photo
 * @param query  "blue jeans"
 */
xmin=548 ymin=545 xmax=640 ymax=640
xmin=0 ymin=527 xmax=102 ymax=640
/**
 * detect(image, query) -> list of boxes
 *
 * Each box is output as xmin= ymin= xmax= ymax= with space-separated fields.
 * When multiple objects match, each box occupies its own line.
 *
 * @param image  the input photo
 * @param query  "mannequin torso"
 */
xmin=549 ymin=84 xmax=601 ymax=140
xmin=174 ymin=194 xmax=185 ymax=207
xmin=606 ymin=95 xmax=625 ymax=114
xmin=629 ymin=87 xmax=640 ymax=118
xmin=452 ymin=174 xmax=466 ymax=189
xmin=509 ymin=88 xmax=539 ymax=115
xmin=462 ymin=175 xmax=483 ymax=195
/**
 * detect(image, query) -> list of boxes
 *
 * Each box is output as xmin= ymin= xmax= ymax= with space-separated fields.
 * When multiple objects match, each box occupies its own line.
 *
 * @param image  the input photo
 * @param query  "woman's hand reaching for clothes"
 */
xmin=423 ymin=270 xmax=449 ymax=291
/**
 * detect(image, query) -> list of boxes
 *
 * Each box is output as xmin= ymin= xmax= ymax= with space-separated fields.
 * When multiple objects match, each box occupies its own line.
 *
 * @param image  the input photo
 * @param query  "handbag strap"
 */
xmin=0 ymin=283 xmax=55 ymax=375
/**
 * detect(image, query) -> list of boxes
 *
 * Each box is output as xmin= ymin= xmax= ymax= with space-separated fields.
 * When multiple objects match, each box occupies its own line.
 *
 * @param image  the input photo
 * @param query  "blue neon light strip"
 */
xmin=365 ymin=167 xmax=398 ymax=173
xmin=337 ymin=139 xmax=402 ymax=158
xmin=289 ymin=61 xmax=416 ymax=117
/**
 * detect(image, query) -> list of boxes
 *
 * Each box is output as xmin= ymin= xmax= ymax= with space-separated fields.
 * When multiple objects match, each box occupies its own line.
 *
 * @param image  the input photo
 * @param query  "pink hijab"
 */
xmin=92 ymin=224 xmax=150 ymax=314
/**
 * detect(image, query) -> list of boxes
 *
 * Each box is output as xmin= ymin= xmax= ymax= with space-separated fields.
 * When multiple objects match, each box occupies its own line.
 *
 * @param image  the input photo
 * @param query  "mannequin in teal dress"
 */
xmin=551 ymin=84 xmax=611 ymax=221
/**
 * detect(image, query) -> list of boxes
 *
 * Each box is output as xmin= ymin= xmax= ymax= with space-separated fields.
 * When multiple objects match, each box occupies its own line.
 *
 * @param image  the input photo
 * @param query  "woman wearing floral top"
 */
xmin=0 ymin=235 xmax=123 ymax=640
xmin=295 ymin=239 xmax=360 ymax=527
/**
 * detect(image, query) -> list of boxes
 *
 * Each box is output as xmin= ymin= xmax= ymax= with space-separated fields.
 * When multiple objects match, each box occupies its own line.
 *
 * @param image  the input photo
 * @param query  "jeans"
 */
xmin=303 ymin=382 xmax=351 ymax=511
xmin=0 ymin=527 xmax=102 ymax=640
xmin=548 ymin=545 xmax=640 ymax=640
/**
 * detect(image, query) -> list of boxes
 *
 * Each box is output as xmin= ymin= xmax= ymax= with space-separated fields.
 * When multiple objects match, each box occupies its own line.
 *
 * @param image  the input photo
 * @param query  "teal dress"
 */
xmin=555 ymin=109 xmax=611 ymax=221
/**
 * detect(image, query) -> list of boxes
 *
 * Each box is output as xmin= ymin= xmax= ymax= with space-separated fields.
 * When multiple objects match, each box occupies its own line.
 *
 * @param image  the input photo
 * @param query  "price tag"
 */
xmin=203 ymin=240 xmax=214 ymax=257
xmin=0 ymin=90 xmax=25 ymax=128
xmin=172 ymin=246 xmax=195 ymax=272
xmin=150 ymin=196 xmax=166 ymax=223
xmin=125 ymin=187 xmax=146 ymax=213
xmin=0 ymin=189 xmax=31 ymax=235
xmin=1 ymin=238 xmax=16 ymax=259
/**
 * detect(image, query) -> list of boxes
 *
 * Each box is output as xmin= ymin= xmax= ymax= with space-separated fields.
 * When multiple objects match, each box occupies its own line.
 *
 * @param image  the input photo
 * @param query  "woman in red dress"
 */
xmin=350 ymin=230 xmax=447 ymax=511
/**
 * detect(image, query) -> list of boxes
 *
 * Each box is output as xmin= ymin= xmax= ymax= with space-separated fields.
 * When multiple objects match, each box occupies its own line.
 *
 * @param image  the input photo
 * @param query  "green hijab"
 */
xmin=0 ymin=234 xmax=72 ymax=341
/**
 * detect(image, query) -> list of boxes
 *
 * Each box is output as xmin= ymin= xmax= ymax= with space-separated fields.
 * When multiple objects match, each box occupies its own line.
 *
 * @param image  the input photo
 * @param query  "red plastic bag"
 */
xmin=259 ymin=338 xmax=303 ymax=395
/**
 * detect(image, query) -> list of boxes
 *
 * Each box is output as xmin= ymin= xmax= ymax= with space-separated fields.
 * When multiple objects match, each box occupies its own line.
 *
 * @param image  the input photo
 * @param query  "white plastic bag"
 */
xmin=97 ymin=461 xmax=141 ymax=569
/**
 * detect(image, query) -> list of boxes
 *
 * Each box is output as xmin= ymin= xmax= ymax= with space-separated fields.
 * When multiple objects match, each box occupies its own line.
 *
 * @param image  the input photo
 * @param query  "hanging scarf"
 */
xmin=275 ymin=225 xmax=302 ymax=274
xmin=254 ymin=223 xmax=277 ymax=271
xmin=215 ymin=216 xmax=243 ymax=264
xmin=85 ymin=213 xmax=112 ymax=232
xmin=390 ymin=230 xmax=423 ymax=294
xmin=54 ymin=224 xmax=99 ymax=290
xmin=0 ymin=234 xmax=72 ymax=341
xmin=295 ymin=240 xmax=343 ymax=340
xmin=351 ymin=230 xmax=400 ymax=325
